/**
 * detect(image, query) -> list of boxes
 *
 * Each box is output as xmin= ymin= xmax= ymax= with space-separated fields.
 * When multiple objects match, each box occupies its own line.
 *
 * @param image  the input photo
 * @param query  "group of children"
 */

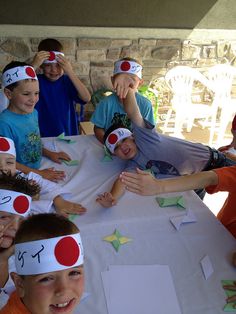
xmin=0 ymin=37 xmax=236 ymax=313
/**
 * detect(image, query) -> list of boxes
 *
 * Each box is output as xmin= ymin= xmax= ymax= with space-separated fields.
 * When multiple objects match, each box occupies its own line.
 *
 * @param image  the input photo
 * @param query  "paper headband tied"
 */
xmin=0 ymin=137 xmax=16 ymax=157
xmin=15 ymin=233 xmax=84 ymax=275
xmin=43 ymin=51 xmax=65 ymax=64
xmin=0 ymin=189 xmax=31 ymax=217
xmin=105 ymin=128 xmax=132 ymax=154
xmin=113 ymin=60 xmax=142 ymax=79
xmin=2 ymin=66 xmax=37 ymax=88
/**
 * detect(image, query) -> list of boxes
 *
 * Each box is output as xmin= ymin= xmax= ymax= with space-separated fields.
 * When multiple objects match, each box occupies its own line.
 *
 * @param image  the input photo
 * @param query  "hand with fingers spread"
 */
xmin=48 ymin=151 xmax=71 ymax=164
xmin=96 ymin=192 xmax=117 ymax=208
xmin=120 ymin=168 xmax=158 ymax=195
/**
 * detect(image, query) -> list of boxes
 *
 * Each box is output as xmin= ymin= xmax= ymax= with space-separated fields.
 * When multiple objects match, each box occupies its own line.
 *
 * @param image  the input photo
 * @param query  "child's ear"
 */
xmin=3 ymin=88 xmax=12 ymax=100
xmin=138 ymin=79 xmax=144 ymax=87
xmin=11 ymin=272 xmax=25 ymax=298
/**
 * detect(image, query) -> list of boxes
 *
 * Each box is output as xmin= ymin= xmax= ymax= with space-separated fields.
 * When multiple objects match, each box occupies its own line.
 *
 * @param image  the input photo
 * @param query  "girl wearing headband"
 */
xmin=0 ymin=61 xmax=72 ymax=183
xmin=1 ymin=213 xmax=84 ymax=314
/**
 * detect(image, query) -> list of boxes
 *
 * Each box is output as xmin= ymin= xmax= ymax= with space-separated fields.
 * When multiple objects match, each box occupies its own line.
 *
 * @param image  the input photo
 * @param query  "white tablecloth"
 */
xmin=41 ymin=135 xmax=236 ymax=314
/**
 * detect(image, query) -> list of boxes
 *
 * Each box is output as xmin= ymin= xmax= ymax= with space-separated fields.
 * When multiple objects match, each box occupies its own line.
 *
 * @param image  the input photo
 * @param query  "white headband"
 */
xmin=0 ymin=137 xmax=16 ymax=157
xmin=43 ymin=51 xmax=65 ymax=64
xmin=0 ymin=189 xmax=31 ymax=217
xmin=113 ymin=60 xmax=142 ymax=79
xmin=105 ymin=128 xmax=132 ymax=154
xmin=2 ymin=66 xmax=37 ymax=88
xmin=15 ymin=233 xmax=84 ymax=275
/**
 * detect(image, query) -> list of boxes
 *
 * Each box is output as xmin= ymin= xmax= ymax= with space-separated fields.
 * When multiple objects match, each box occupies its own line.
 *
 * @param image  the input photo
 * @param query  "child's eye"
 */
xmin=38 ymin=276 xmax=53 ymax=283
xmin=69 ymin=268 xmax=83 ymax=277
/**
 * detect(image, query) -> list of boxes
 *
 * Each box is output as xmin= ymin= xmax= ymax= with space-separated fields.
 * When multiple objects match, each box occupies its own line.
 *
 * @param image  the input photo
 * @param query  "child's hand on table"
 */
xmin=53 ymin=196 xmax=87 ymax=218
xmin=48 ymin=151 xmax=71 ymax=164
xmin=39 ymin=168 xmax=65 ymax=182
xmin=96 ymin=192 xmax=117 ymax=208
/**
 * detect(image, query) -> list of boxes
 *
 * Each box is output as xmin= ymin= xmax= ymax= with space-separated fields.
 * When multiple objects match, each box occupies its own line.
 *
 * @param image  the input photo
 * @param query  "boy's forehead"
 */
xmin=0 ymin=152 xmax=16 ymax=159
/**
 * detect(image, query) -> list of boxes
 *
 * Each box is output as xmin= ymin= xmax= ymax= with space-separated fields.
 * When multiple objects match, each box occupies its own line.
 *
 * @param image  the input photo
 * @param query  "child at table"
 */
xmin=96 ymin=73 xmax=236 ymax=207
xmin=0 ymin=61 xmax=70 ymax=182
xmin=0 ymin=178 xmax=38 ymax=308
xmin=0 ymin=136 xmax=87 ymax=217
xmin=120 ymin=166 xmax=236 ymax=238
xmin=90 ymin=57 xmax=155 ymax=143
xmin=0 ymin=213 xmax=84 ymax=314
xmin=218 ymin=114 xmax=236 ymax=161
xmin=32 ymin=38 xmax=91 ymax=137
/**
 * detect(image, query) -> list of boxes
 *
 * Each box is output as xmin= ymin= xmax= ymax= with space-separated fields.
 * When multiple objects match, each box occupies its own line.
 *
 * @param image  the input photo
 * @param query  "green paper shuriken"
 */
xmin=61 ymin=159 xmax=79 ymax=166
xmin=102 ymin=145 xmax=113 ymax=162
xmin=156 ymin=195 xmax=186 ymax=209
xmin=103 ymin=229 xmax=132 ymax=252
xmin=57 ymin=132 xmax=76 ymax=144
xmin=221 ymin=280 xmax=236 ymax=312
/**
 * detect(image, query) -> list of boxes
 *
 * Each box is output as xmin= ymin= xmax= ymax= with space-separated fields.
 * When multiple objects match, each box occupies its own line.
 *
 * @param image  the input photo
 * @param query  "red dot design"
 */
xmin=54 ymin=237 xmax=80 ymax=267
xmin=120 ymin=61 xmax=131 ymax=72
xmin=48 ymin=51 xmax=56 ymax=61
xmin=25 ymin=67 xmax=36 ymax=78
xmin=0 ymin=138 xmax=10 ymax=152
xmin=13 ymin=195 xmax=29 ymax=214
xmin=108 ymin=133 xmax=118 ymax=144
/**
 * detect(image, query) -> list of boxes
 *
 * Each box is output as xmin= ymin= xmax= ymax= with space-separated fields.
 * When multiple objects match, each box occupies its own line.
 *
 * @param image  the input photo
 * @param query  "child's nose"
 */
xmin=55 ymin=278 xmax=67 ymax=297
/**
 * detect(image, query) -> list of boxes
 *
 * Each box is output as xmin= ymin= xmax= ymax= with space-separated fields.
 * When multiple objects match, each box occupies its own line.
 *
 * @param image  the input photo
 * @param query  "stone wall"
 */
xmin=1 ymin=36 xmax=236 ymax=116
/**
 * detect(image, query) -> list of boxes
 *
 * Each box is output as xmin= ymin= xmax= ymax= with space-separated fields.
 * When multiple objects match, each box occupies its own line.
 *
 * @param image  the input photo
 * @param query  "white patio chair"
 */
xmin=0 ymin=89 xmax=8 ymax=113
xmin=163 ymin=66 xmax=215 ymax=137
xmin=206 ymin=64 xmax=236 ymax=146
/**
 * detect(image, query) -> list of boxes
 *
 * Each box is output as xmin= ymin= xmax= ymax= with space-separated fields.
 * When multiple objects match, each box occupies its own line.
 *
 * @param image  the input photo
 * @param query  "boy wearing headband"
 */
xmin=0 ymin=136 xmax=87 ymax=217
xmin=0 ymin=61 xmax=71 ymax=183
xmin=0 ymin=213 xmax=84 ymax=314
xmin=32 ymin=38 xmax=91 ymax=137
xmin=0 ymin=175 xmax=39 ymax=308
xmin=90 ymin=57 xmax=155 ymax=143
xmin=96 ymin=74 xmax=235 ymax=208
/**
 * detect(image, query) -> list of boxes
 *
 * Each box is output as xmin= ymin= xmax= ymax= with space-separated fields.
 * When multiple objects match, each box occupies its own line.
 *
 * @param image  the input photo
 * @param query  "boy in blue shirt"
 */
xmin=32 ymin=38 xmax=91 ymax=137
xmin=0 ymin=61 xmax=69 ymax=182
xmin=90 ymin=57 xmax=155 ymax=143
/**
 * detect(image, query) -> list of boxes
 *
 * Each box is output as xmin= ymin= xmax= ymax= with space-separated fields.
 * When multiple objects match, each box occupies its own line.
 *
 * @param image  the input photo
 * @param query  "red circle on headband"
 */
xmin=25 ymin=67 xmax=36 ymax=78
xmin=54 ymin=237 xmax=80 ymax=266
xmin=13 ymin=195 xmax=30 ymax=214
xmin=120 ymin=61 xmax=131 ymax=72
xmin=108 ymin=133 xmax=118 ymax=144
xmin=48 ymin=51 xmax=56 ymax=61
xmin=0 ymin=138 xmax=10 ymax=152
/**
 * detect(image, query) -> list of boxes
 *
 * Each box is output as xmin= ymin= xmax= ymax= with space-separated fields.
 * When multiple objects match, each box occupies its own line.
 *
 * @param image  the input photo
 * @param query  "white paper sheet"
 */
xmin=101 ymin=265 xmax=182 ymax=314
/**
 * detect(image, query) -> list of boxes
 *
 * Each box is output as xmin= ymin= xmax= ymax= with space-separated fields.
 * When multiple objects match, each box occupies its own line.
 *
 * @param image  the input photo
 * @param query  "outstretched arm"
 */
xmin=96 ymin=177 xmax=126 ymax=208
xmin=120 ymin=168 xmax=218 ymax=195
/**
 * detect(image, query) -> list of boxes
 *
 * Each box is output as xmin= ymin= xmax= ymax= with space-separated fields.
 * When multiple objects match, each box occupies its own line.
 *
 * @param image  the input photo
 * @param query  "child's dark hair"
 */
xmin=0 ymin=171 xmax=41 ymax=197
xmin=103 ymin=123 xmax=128 ymax=143
xmin=38 ymin=38 xmax=63 ymax=52
xmin=15 ymin=213 xmax=79 ymax=244
xmin=2 ymin=61 xmax=30 ymax=91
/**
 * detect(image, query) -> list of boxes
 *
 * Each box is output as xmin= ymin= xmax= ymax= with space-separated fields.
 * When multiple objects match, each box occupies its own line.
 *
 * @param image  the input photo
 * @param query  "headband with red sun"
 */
xmin=0 ymin=137 xmax=16 ymax=157
xmin=113 ymin=60 xmax=142 ymax=79
xmin=2 ymin=66 xmax=38 ymax=88
xmin=43 ymin=51 xmax=65 ymax=64
xmin=105 ymin=128 xmax=132 ymax=154
xmin=0 ymin=189 xmax=31 ymax=217
xmin=15 ymin=233 xmax=84 ymax=275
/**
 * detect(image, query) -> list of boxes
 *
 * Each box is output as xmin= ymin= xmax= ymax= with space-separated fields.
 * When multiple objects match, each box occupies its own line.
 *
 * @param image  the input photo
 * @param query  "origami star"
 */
xmin=57 ymin=132 xmax=76 ymax=143
xmin=103 ymin=229 xmax=132 ymax=252
xmin=156 ymin=195 xmax=186 ymax=209
xmin=102 ymin=146 xmax=113 ymax=162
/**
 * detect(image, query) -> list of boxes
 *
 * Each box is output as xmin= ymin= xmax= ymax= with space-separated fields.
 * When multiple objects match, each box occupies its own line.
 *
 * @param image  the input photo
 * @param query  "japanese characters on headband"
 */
xmin=0 ymin=137 xmax=16 ymax=157
xmin=2 ymin=66 xmax=38 ymax=88
xmin=43 ymin=51 xmax=65 ymax=64
xmin=0 ymin=189 xmax=31 ymax=217
xmin=15 ymin=233 xmax=84 ymax=275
